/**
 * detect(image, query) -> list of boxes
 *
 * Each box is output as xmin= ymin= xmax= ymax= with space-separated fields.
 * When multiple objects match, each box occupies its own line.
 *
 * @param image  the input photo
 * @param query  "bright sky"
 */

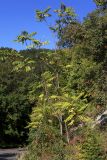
xmin=0 ymin=0 xmax=96 ymax=50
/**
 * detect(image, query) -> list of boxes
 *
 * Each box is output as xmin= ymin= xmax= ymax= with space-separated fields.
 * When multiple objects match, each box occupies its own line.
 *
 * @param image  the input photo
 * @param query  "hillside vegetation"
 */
xmin=0 ymin=0 xmax=107 ymax=159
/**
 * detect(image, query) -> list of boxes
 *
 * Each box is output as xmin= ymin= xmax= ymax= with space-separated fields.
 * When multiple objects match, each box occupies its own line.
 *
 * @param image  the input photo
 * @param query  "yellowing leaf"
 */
xmin=53 ymin=102 xmax=71 ymax=108
xmin=68 ymin=120 xmax=74 ymax=126
xmin=65 ymin=113 xmax=75 ymax=123
xmin=50 ymin=95 xmax=58 ymax=99
xmin=25 ymin=66 xmax=31 ymax=72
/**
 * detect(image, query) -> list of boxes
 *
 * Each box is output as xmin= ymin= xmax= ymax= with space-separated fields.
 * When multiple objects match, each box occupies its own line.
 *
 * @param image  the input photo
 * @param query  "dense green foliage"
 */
xmin=0 ymin=0 xmax=107 ymax=159
xmin=0 ymin=47 xmax=55 ymax=147
xmin=0 ymin=48 xmax=33 ymax=147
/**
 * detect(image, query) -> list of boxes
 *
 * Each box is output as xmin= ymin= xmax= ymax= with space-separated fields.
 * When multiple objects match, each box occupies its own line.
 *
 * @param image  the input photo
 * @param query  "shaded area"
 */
xmin=0 ymin=153 xmax=16 ymax=160
xmin=0 ymin=149 xmax=24 ymax=160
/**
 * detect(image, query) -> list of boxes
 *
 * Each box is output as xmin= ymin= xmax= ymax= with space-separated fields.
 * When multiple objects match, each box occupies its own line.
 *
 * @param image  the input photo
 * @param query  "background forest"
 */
xmin=0 ymin=0 xmax=107 ymax=160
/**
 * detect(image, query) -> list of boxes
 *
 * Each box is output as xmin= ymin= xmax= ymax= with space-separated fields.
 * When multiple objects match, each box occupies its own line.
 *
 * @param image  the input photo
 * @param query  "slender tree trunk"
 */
xmin=57 ymin=115 xmax=63 ymax=136
xmin=59 ymin=115 xmax=63 ymax=136
xmin=44 ymin=19 xmax=57 ymax=53
xmin=56 ymin=72 xmax=63 ymax=136
xmin=65 ymin=122 xmax=70 ymax=143
xmin=25 ymin=40 xmax=28 ymax=46
xmin=56 ymin=72 xmax=60 ymax=89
